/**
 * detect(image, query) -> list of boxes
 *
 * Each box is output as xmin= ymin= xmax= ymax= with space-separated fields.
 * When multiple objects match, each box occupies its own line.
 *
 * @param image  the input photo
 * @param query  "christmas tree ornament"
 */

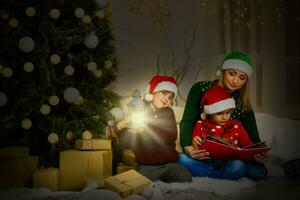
xmin=83 ymin=33 xmax=99 ymax=49
xmin=25 ymin=7 xmax=36 ymax=17
xmin=64 ymin=64 xmax=74 ymax=75
xmin=104 ymin=60 xmax=112 ymax=68
xmin=23 ymin=62 xmax=34 ymax=72
xmin=18 ymin=36 xmax=35 ymax=53
xmin=82 ymin=15 xmax=91 ymax=24
xmin=92 ymin=114 xmax=100 ymax=121
xmin=95 ymin=10 xmax=105 ymax=19
xmin=87 ymin=61 xmax=97 ymax=71
xmin=82 ymin=130 xmax=93 ymax=140
xmin=74 ymin=95 xmax=83 ymax=105
xmin=8 ymin=18 xmax=19 ymax=28
xmin=49 ymin=95 xmax=60 ymax=106
xmin=93 ymin=69 xmax=102 ymax=78
xmin=40 ymin=104 xmax=51 ymax=115
xmin=74 ymin=8 xmax=85 ymax=18
xmin=0 ymin=92 xmax=8 ymax=107
xmin=0 ymin=9 xmax=10 ymax=19
xmin=48 ymin=133 xmax=59 ymax=144
xmin=66 ymin=130 xmax=74 ymax=141
xmin=50 ymin=54 xmax=61 ymax=64
xmin=2 ymin=67 xmax=13 ymax=77
xmin=110 ymin=107 xmax=125 ymax=122
xmin=21 ymin=118 xmax=32 ymax=130
xmin=50 ymin=9 xmax=60 ymax=19
xmin=63 ymin=87 xmax=80 ymax=103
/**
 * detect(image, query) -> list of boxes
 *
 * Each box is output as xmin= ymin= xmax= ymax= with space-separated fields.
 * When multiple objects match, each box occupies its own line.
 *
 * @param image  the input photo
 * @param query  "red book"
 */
xmin=199 ymin=136 xmax=271 ymax=161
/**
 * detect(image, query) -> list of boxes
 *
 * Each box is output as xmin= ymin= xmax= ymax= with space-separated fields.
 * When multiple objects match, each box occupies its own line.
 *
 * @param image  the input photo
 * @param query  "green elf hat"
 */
xmin=216 ymin=51 xmax=253 ymax=78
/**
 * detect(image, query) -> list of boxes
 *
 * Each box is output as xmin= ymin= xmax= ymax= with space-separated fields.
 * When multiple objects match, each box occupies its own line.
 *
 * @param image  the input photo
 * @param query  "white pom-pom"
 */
xmin=110 ymin=107 xmax=125 ymax=122
xmin=144 ymin=93 xmax=153 ymax=102
xmin=215 ymin=69 xmax=222 ymax=77
xmin=200 ymin=113 xmax=206 ymax=120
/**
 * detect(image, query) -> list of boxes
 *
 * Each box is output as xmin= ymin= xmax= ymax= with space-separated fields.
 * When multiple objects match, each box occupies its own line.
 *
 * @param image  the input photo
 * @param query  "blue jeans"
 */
xmin=178 ymin=153 xmax=267 ymax=181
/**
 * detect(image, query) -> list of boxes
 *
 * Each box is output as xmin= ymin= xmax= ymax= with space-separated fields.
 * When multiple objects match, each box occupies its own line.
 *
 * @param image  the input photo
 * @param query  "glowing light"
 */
xmin=130 ymin=112 xmax=145 ymax=128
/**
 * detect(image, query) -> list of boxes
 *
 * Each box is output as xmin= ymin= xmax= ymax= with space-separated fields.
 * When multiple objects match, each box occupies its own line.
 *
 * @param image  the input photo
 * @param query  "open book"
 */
xmin=199 ymin=135 xmax=271 ymax=161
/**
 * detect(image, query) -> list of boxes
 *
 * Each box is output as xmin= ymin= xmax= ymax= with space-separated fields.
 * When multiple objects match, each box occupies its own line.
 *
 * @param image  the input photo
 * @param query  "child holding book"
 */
xmin=179 ymin=85 xmax=268 ymax=180
xmin=114 ymin=75 xmax=192 ymax=183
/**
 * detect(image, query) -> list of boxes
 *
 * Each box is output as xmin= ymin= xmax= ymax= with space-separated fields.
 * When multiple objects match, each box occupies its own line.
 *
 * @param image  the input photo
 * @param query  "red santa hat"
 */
xmin=144 ymin=75 xmax=178 ymax=102
xmin=200 ymin=85 xmax=235 ymax=119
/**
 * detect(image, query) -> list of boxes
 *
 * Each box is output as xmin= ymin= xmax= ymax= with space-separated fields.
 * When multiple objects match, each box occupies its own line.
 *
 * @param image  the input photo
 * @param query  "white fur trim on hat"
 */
xmin=153 ymin=81 xmax=178 ymax=98
xmin=203 ymin=98 xmax=235 ymax=115
xmin=222 ymin=59 xmax=253 ymax=77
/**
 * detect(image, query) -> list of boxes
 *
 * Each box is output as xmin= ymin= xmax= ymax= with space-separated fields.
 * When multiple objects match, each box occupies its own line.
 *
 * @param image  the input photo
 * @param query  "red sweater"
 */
xmin=192 ymin=119 xmax=254 ymax=147
xmin=115 ymin=103 xmax=178 ymax=165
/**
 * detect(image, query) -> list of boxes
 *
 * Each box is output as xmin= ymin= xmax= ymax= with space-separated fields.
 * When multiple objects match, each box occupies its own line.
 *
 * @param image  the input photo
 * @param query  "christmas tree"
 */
xmin=0 ymin=0 xmax=120 ymax=167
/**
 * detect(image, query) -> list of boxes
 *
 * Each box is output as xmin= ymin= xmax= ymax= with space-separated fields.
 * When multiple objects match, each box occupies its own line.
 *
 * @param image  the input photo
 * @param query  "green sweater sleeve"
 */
xmin=180 ymin=81 xmax=211 ymax=147
xmin=240 ymin=109 xmax=261 ymax=143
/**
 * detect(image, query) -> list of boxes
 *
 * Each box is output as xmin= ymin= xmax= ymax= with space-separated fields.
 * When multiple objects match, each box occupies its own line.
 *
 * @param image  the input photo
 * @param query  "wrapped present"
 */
xmin=0 ymin=156 xmax=38 ymax=189
xmin=104 ymin=169 xmax=151 ymax=198
xmin=59 ymin=150 xmax=112 ymax=191
xmin=0 ymin=147 xmax=29 ymax=158
xmin=33 ymin=168 xmax=59 ymax=191
xmin=75 ymin=139 xmax=111 ymax=150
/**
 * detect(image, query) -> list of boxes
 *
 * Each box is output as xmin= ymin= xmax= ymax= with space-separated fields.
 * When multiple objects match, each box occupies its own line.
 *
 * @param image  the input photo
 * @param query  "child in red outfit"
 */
xmin=192 ymin=85 xmax=254 ymax=148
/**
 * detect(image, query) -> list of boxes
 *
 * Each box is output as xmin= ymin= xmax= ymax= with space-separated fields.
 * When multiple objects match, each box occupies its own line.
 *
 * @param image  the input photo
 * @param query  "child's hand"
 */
xmin=254 ymin=152 xmax=269 ymax=164
xmin=116 ymin=117 xmax=128 ymax=131
xmin=192 ymin=136 xmax=203 ymax=149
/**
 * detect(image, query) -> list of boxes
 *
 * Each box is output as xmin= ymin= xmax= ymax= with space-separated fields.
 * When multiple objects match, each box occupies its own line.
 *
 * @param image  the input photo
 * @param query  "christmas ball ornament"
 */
xmin=110 ymin=107 xmax=125 ymax=122
xmin=50 ymin=54 xmax=61 ymax=64
xmin=25 ymin=7 xmax=36 ymax=17
xmin=9 ymin=18 xmax=19 ymax=28
xmin=95 ymin=10 xmax=105 ymax=19
xmin=82 ymin=130 xmax=93 ymax=140
xmin=93 ymin=69 xmax=102 ymax=78
xmin=0 ymin=92 xmax=8 ymax=107
xmin=21 ymin=118 xmax=32 ymax=130
xmin=105 ymin=60 xmax=112 ymax=68
xmin=74 ymin=95 xmax=83 ymax=105
xmin=50 ymin=9 xmax=60 ymax=19
xmin=49 ymin=95 xmax=59 ymax=106
xmin=40 ymin=104 xmax=51 ymax=115
xmin=18 ymin=36 xmax=35 ymax=53
xmin=82 ymin=15 xmax=91 ymax=24
xmin=87 ymin=61 xmax=97 ymax=71
xmin=74 ymin=8 xmax=85 ymax=18
xmin=83 ymin=33 xmax=99 ymax=49
xmin=66 ymin=131 xmax=74 ymax=141
xmin=48 ymin=133 xmax=59 ymax=144
xmin=64 ymin=65 xmax=74 ymax=75
xmin=2 ymin=67 xmax=13 ymax=77
xmin=23 ymin=62 xmax=34 ymax=72
xmin=63 ymin=87 xmax=80 ymax=103
xmin=0 ymin=9 xmax=10 ymax=19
